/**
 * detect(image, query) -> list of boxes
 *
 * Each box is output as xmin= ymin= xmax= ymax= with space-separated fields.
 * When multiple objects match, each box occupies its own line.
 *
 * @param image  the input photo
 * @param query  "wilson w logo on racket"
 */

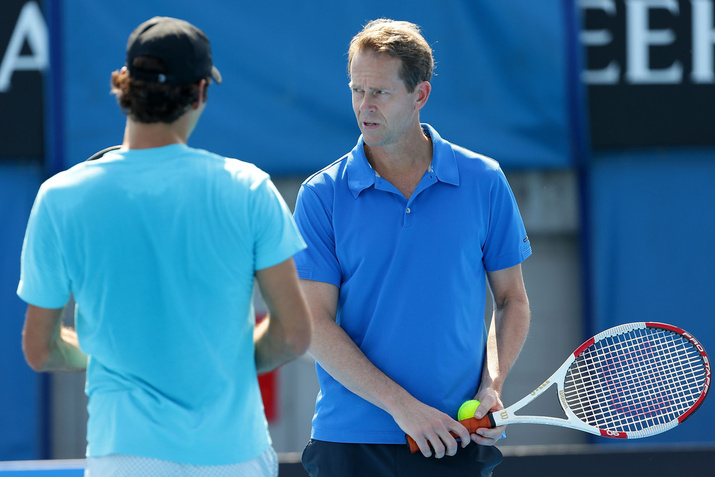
xmin=407 ymin=322 xmax=710 ymax=452
xmin=597 ymin=336 xmax=670 ymax=420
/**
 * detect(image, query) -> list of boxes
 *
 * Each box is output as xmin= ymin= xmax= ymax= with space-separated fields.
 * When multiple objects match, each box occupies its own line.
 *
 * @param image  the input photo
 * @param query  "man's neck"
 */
xmin=365 ymin=125 xmax=433 ymax=199
xmin=365 ymin=124 xmax=432 ymax=177
xmin=122 ymin=117 xmax=190 ymax=150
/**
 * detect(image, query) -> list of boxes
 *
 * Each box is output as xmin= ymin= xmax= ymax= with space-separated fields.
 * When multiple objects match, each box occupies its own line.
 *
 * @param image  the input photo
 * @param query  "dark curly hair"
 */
xmin=110 ymin=56 xmax=210 ymax=124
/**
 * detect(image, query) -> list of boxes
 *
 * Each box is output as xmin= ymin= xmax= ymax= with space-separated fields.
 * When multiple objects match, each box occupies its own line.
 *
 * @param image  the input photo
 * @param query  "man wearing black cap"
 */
xmin=18 ymin=17 xmax=311 ymax=476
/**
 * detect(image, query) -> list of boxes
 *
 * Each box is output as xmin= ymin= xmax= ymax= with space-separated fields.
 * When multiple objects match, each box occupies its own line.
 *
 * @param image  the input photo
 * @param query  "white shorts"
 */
xmin=84 ymin=446 xmax=278 ymax=477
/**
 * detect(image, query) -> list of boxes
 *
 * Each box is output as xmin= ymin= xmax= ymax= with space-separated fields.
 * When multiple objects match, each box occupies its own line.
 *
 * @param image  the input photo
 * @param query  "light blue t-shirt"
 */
xmin=293 ymin=125 xmax=531 ymax=444
xmin=18 ymin=144 xmax=305 ymax=465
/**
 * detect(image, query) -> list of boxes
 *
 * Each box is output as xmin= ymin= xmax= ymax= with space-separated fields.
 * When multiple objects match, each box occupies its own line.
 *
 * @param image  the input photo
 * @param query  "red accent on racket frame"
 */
xmin=600 ymin=429 xmax=628 ymax=439
xmin=573 ymin=337 xmax=595 ymax=357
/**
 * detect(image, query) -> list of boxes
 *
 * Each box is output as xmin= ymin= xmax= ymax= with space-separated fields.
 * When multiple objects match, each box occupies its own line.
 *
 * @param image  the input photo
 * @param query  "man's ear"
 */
xmin=414 ymin=81 xmax=431 ymax=111
xmin=193 ymin=79 xmax=207 ymax=110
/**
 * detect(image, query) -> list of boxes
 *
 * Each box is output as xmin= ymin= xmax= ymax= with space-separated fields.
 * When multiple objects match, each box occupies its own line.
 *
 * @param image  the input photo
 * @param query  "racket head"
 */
xmin=562 ymin=322 xmax=710 ymax=439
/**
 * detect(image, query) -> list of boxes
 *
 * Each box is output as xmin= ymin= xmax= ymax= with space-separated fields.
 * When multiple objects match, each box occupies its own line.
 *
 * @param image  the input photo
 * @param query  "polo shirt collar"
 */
xmin=424 ymin=124 xmax=459 ymax=187
xmin=346 ymin=123 xmax=459 ymax=198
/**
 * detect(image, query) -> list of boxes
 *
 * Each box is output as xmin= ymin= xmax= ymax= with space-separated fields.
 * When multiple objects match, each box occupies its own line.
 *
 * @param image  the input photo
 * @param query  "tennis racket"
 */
xmin=407 ymin=322 xmax=710 ymax=453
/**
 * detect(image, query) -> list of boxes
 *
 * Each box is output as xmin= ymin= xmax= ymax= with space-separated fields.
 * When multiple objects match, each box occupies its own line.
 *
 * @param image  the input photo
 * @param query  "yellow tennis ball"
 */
xmin=457 ymin=399 xmax=481 ymax=421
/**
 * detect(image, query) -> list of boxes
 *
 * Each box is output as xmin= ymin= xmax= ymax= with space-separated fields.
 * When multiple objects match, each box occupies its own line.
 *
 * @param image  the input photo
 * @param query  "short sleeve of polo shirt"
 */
xmin=292 ymin=183 xmax=341 ymax=287
xmin=18 ymin=183 xmax=72 ymax=309
xmin=250 ymin=175 xmax=307 ymax=271
xmin=482 ymin=167 xmax=532 ymax=272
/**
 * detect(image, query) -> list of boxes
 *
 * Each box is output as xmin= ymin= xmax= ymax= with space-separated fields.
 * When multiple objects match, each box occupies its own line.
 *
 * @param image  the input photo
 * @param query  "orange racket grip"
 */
xmin=406 ymin=415 xmax=495 ymax=453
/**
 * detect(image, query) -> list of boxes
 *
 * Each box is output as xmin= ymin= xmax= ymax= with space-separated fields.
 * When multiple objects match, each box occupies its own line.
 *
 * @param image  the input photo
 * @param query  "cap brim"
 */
xmin=211 ymin=65 xmax=222 ymax=84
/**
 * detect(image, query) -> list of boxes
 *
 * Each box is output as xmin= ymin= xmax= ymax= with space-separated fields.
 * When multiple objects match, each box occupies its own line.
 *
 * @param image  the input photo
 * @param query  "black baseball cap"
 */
xmin=126 ymin=16 xmax=222 ymax=85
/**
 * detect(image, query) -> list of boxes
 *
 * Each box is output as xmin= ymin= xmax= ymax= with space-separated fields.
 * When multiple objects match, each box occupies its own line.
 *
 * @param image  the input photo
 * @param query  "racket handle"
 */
xmin=406 ymin=415 xmax=495 ymax=454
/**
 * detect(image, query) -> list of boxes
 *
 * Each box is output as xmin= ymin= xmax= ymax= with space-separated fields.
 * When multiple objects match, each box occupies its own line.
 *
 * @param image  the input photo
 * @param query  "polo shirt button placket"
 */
xmin=404 ymin=206 xmax=413 ymax=227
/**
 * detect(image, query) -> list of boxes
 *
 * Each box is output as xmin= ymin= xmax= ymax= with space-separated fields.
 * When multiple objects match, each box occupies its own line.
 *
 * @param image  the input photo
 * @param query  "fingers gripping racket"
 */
xmin=407 ymin=322 xmax=710 ymax=453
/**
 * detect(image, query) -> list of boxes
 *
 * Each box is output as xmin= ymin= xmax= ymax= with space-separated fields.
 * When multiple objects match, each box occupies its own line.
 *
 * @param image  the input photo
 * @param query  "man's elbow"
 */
xmin=22 ymin=341 xmax=49 ymax=372
xmin=288 ymin=318 xmax=312 ymax=358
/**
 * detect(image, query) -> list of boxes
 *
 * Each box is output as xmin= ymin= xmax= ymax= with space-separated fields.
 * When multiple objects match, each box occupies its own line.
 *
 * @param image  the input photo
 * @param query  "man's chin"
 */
xmin=360 ymin=132 xmax=384 ymax=148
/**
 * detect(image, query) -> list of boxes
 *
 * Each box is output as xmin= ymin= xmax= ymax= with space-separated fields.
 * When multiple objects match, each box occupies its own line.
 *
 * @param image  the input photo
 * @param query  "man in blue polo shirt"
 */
xmin=294 ymin=19 xmax=532 ymax=476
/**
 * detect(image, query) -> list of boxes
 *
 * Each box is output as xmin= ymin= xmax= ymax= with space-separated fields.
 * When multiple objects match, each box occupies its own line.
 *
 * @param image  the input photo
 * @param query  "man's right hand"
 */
xmin=394 ymin=399 xmax=471 ymax=458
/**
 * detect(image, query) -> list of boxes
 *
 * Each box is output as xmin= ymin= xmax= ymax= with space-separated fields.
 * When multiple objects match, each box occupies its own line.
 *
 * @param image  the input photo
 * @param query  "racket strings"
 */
xmin=563 ymin=328 xmax=707 ymax=434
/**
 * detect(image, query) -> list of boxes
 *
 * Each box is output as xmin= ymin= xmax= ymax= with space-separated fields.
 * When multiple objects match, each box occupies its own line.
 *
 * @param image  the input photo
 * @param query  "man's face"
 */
xmin=349 ymin=51 xmax=420 ymax=148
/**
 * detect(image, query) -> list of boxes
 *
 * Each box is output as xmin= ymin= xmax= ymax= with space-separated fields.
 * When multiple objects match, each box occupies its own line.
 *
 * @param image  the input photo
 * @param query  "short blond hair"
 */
xmin=348 ymin=19 xmax=434 ymax=92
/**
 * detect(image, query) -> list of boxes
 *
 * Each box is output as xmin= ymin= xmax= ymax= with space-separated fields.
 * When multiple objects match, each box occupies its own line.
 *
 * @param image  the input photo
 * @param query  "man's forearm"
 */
xmin=309 ymin=317 xmax=410 ymax=413
xmin=254 ymin=259 xmax=313 ymax=375
xmin=482 ymin=297 xmax=530 ymax=394
xmin=23 ymin=305 xmax=87 ymax=373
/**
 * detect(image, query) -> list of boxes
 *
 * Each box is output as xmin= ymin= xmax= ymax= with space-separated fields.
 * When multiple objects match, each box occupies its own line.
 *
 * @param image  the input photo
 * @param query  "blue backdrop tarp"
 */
xmin=59 ymin=0 xmax=577 ymax=175
xmin=0 ymin=162 xmax=44 ymax=460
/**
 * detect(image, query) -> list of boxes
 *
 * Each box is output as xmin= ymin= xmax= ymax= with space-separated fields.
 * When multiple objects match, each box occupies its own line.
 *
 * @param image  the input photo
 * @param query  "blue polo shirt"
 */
xmin=293 ymin=124 xmax=531 ymax=444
